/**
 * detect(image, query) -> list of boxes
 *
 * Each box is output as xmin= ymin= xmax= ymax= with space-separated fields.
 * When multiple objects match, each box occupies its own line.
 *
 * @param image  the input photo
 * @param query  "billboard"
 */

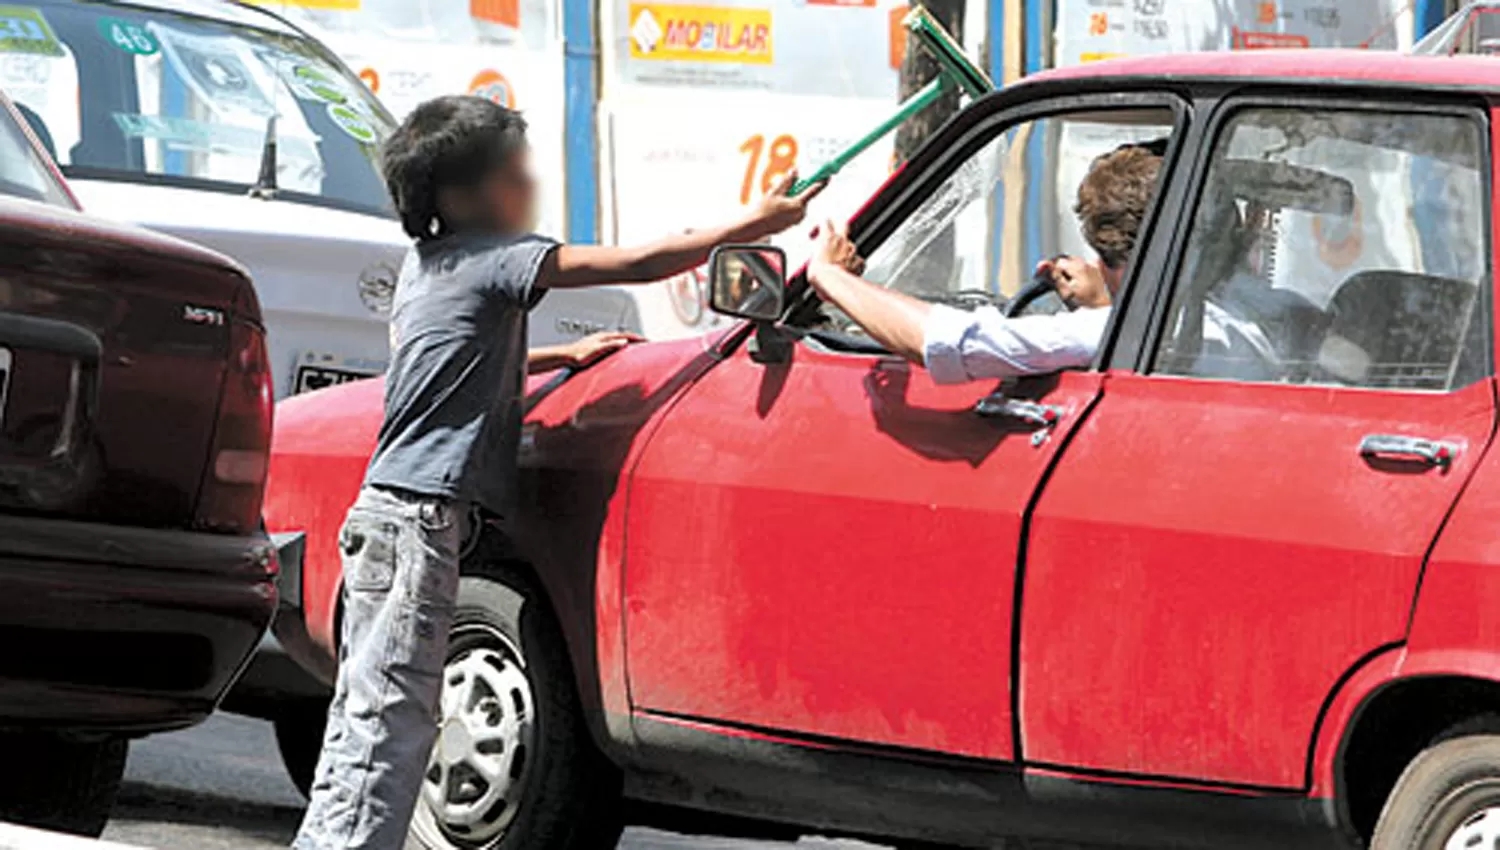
xmin=599 ymin=0 xmax=952 ymax=337
xmin=1054 ymin=0 xmax=1411 ymax=66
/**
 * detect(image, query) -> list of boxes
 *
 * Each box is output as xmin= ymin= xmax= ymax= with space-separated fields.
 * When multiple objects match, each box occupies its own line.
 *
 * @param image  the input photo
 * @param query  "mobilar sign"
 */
xmin=628 ymin=3 xmax=773 ymax=64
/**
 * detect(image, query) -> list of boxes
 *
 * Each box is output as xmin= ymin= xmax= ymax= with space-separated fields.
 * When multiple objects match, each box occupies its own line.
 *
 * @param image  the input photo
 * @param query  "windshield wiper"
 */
xmin=248 ymin=115 xmax=278 ymax=200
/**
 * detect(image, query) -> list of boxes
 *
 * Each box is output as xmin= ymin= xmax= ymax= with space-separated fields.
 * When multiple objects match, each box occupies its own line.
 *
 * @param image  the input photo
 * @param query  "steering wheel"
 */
xmin=932 ymin=289 xmax=1006 ymax=311
xmin=1005 ymin=274 xmax=1068 ymax=318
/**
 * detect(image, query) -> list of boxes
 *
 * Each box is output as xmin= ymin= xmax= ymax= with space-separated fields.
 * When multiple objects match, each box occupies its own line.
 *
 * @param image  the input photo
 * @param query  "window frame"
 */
xmin=1129 ymin=89 xmax=1495 ymax=392
xmin=781 ymin=83 xmax=1192 ymax=371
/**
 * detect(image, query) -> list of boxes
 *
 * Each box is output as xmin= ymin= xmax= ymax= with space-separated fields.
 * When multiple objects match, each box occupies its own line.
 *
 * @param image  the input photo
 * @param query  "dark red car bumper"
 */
xmin=0 ymin=513 xmax=277 ymax=735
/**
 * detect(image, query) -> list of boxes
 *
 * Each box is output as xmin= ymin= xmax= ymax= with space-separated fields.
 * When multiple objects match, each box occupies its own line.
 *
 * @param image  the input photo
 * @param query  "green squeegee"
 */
xmin=792 ymin=6 xmax=994 ymax=195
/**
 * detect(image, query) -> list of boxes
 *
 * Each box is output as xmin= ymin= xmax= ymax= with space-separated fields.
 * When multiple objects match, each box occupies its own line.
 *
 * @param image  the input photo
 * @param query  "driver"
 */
xmin=807 ymin=143 xmax=1161 ymax=383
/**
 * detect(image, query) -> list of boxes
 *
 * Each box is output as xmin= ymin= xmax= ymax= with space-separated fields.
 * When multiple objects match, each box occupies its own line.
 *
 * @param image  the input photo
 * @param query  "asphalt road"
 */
xmin=102 ymin=713 xmax=883 ymax=850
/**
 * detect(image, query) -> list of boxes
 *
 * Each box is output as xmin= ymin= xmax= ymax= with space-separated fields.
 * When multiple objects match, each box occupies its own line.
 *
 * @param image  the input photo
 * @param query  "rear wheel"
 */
xmin=0 ymin=734 xmax=127 ymax=836
xmin=408 ymin=568 xmax=622 ymax=850
xmin=1371 ymin=724 xmax=1500 ymax=849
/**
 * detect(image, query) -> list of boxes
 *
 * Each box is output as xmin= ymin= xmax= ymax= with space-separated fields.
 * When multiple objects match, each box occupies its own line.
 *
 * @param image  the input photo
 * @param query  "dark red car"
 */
xmin=267 ymin=52 xmax=1500 ymax=850
xmin=0 ymin=91 xmax=277 ymax=835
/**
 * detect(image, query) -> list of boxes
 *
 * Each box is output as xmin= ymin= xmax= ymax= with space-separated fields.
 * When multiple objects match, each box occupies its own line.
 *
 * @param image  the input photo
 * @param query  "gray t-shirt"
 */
xmin=364 ymin=231 xmax=557 ymax=515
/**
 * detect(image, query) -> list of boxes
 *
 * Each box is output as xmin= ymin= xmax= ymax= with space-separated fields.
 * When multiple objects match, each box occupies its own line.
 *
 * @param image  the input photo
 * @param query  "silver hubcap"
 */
xmin=1447 ymin=806 xmax=1500 ymax=850
xmin=420 ymin=634 xmax=535 ymax=845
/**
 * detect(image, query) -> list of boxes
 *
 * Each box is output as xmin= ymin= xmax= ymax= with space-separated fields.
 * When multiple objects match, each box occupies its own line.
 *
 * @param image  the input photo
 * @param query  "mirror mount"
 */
xmin=748 ymin=322 xmax=793 ymax=364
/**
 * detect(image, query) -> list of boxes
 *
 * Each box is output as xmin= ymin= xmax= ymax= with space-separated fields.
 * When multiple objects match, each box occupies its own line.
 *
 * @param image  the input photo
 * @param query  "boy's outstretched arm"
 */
xmin=537 ymin=173 xmax=825 ymax=290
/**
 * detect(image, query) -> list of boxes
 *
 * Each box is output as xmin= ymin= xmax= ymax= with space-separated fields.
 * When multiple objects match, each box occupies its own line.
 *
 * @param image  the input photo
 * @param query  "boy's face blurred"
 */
xmin=480 ymin=148 xmax=538 ymax=234
xmin=435 ymin=147 xmax=538 ymax=235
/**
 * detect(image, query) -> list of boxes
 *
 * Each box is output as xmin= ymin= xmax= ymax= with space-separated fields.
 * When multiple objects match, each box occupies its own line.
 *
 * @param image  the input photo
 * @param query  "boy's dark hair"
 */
xmin=380 ymin=96 xmax=529 ymax=240
xmin=1074 ymin=145 xmax=1163 ymax=270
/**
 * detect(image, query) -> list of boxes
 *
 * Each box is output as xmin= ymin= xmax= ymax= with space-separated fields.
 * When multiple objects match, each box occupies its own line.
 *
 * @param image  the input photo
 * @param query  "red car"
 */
xmin=266 ymin=52 xmax=1500 ymax=850
xmin=0 ymin=90 xmax=277 ymax=834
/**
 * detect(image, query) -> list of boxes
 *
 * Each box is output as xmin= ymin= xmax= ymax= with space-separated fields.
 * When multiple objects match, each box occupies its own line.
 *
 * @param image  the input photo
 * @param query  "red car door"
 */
xmin=1020 ymin=99 xmax=1496 ymax=788
xmin=622 ymin=94 xmax=1184 ymax=759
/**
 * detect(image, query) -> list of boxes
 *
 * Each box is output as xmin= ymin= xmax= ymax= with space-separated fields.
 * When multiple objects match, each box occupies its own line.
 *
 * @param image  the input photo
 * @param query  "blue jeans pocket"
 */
xmin=342 ymin=513 xmax=399 ymax=593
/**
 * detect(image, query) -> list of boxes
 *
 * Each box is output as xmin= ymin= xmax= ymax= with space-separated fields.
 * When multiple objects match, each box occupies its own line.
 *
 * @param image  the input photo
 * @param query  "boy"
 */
xmin=292 ymin=95 xmax=826 ymax=850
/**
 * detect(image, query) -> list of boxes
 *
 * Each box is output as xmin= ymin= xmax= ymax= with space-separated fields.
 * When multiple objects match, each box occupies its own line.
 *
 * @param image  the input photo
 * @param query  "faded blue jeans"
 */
xmin=292 ymin=486 xmax=465 ymax=850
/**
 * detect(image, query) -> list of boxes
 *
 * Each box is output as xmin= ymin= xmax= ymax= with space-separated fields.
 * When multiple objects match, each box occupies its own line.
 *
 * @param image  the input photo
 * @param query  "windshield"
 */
xmin=0 ymin=0 xmax=394 ymax=217
xmin=816 ymin=109 xmax=1174 ymax=333
xmin=0 ymin=98 xmax=71 ymax=206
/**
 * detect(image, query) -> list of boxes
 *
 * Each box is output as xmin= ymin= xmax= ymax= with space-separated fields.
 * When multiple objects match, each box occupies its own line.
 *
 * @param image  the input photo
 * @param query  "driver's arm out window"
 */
xmin=1155 ymin=106 xmax=1490 ymax=392
xmin=839 ymin=108 xmax=1176 ymax=332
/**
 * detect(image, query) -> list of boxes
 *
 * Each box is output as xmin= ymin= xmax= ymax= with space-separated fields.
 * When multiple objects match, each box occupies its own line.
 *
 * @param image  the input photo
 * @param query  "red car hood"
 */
xmin=262 ymin=329 xmax=732 ymax=654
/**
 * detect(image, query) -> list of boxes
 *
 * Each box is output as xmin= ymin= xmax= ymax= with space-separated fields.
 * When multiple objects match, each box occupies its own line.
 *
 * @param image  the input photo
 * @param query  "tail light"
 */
xmin=195 ymin=313 xmax=274 ymax=534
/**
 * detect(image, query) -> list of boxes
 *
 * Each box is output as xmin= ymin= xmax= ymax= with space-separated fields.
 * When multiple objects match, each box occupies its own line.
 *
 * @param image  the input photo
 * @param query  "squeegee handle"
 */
xmin=792 ymin=76 xmax=950 ymax=195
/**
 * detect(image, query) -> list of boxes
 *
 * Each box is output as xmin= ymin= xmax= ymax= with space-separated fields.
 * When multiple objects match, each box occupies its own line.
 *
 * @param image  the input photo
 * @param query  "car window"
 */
xmin=1155 ymin=107 xmax=1489 ymax=392
xmin=810 ymin=107 xmax=1176 ymax=336
xmin=0 ymin=1 xmax=393 ymax=218
xmin=0 ymin=100 xmax=70 ymax=206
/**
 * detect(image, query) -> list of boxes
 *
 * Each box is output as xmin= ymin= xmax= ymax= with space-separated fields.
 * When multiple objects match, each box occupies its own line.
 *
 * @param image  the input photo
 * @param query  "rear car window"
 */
xmin=1155 ymin=107 xmax=1490 ymax=392
xmin=0 ymin=98 xmax=70 ymax=206
xmin=0 ymin=0 xmax=394 ymax=217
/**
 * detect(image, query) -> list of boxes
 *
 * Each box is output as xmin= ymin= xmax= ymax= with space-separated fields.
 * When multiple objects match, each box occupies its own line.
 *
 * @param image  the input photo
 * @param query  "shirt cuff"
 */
xmin=922 ymin=305 xmax=976 ymax=386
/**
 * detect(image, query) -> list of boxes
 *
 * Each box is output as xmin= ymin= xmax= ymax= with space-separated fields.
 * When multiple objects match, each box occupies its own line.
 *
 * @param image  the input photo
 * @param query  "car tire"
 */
xmin=1371 ymin=722 xmax=1500 ymax=849
xmin=0 ymin=735 xmax=127 ymax=837
xmin=408 ymin=566 xmax=623 ymax=850
xmin=274 ymin=700 xmax=330 ymax=799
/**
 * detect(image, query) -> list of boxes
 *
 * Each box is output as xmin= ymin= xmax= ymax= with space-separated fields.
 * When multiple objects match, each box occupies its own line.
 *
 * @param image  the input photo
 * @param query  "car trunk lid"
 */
xmin=0 ymin=197 xmax=258 ymax=529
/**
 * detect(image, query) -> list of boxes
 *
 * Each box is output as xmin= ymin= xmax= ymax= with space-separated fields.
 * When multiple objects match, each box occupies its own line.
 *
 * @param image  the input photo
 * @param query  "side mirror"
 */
xmin=708 ymin=244 xmax=787 ymax=322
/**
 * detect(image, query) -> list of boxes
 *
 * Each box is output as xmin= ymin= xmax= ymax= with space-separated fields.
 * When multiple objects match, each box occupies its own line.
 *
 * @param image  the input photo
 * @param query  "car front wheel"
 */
xmin=408 ymin=569 xmax=622 ymax=850
xmin=0 ymin=734 xmax=127 ymax=836
xmin=1372 ymin=727 xmax=1500 ymax=849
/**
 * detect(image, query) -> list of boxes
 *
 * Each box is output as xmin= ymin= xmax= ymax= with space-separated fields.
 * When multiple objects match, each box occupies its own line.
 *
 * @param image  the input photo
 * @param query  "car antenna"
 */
xmin=249 ymin=115 xmax=277 ymax=200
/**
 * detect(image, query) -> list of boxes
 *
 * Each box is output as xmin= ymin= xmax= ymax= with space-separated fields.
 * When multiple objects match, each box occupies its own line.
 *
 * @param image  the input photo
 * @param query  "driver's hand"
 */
xmin=810 ymin=219 xmax=866 ymax=278
xmin=1039 ymin=255 xmax=1110 ymax=309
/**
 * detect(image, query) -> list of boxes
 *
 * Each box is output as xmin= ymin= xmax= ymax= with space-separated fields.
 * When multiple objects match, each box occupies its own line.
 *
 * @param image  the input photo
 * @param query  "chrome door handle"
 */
xmin=1359 ymin=434 xmax=1459 ymax=467
xmin=975 ymin=395 xmax=1064 ymax=428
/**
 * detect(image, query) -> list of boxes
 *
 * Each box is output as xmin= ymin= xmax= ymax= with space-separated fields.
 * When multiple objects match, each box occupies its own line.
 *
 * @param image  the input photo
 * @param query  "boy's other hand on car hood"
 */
xmin=563 ymin=331 xmax=645 ymax=369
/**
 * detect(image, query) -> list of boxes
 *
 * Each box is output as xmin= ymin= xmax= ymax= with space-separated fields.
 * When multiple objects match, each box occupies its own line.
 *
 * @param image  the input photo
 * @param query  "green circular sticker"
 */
xmin=327 ymin=103 xmax=375 ymax=145
xmin=294 ymin=65 xmax=347 ymax=105
xmin=98 ymin=17 xmax=157 ymax=56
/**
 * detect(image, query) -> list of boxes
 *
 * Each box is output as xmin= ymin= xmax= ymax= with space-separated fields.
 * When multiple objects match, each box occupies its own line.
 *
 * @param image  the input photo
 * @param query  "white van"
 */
xmin=2 ymin=0 xmax=638 ymax=398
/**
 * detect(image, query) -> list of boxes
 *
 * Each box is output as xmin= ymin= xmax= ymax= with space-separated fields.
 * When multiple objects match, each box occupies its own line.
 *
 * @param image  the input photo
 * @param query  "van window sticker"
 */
xmin=0 ymin=5 xmax=62 ymax=57
xmin=327 ymin=103 xmax=376 ymax=145
xmin=150 ymin=22 xmax=276 ymax=117
xmin=113 ymin=111 xmax=321 ymax=163
xmin=98 ymin=17 xmax=158 ymax=56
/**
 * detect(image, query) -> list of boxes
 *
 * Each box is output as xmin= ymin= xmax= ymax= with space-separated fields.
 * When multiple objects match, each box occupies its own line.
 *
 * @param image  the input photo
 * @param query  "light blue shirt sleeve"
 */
xmin=921 ymin=304 xmax=1111 ymax=385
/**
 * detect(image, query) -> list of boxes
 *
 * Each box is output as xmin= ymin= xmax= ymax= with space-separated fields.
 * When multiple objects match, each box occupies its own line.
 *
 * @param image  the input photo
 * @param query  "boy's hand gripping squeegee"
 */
xmin=791 ymin=7 xmax=994 ymax=195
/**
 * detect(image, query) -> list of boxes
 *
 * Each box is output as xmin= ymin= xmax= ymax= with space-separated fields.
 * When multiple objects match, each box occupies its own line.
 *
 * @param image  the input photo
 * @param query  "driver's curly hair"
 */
xmin=1074 ymin=146 xmax=1163 ymax=270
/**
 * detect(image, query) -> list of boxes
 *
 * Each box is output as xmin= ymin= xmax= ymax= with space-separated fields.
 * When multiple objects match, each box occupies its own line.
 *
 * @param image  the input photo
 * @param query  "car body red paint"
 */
xmin=262 ymin=52 xmax=1500 ymax=848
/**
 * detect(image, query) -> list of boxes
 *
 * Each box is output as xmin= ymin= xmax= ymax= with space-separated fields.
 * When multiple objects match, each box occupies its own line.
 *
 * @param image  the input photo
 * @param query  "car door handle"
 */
xmin=975 ymin=395 xmax=1064 ymax=428
xmin=1359 ymin=434 xmax=1459 ymax=467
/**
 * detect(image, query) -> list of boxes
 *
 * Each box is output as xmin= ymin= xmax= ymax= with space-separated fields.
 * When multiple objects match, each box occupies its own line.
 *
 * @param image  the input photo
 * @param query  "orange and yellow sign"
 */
xmin=471 ymin=0 xmax=519 ymax=28
xmin=469 ymin=69 xmax=517 ymax=108
xmin=627 ymin=3 xmax=773 ymax=65
xmin=887 ymin=5 xmax=908 ymax=69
